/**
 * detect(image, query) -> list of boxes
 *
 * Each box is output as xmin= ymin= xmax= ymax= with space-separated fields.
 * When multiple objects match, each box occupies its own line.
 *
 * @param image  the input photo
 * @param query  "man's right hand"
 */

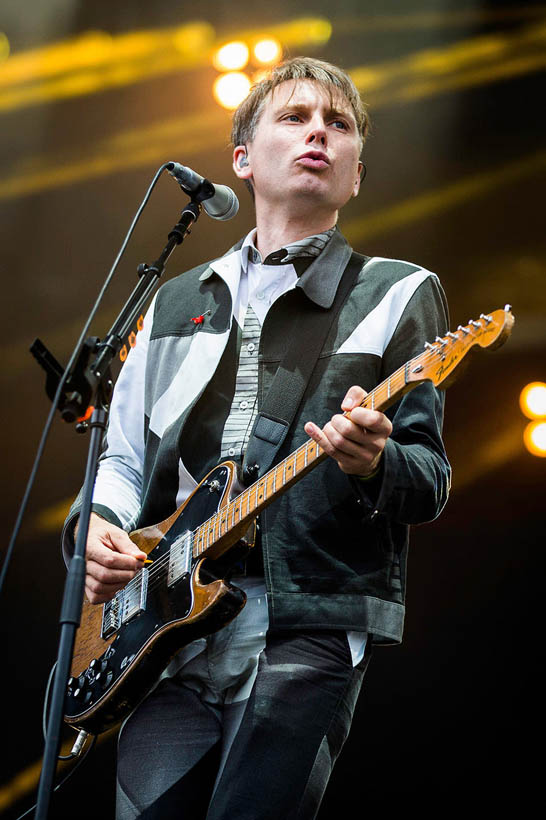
xmin=76 ymin=512 xmax=147 ymax=605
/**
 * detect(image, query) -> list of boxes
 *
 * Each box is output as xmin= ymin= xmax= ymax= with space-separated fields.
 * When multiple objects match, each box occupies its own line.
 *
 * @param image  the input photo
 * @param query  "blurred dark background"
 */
xmin=1 ymin=0 xmax=545 ymax=816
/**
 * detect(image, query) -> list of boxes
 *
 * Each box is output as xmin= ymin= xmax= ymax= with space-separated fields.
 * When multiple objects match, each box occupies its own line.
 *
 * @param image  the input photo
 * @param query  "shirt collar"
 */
xmin=200 ymin=226 xmax=353 ymax=309
xmin=239 ymin=227 xmax=336 ymax=274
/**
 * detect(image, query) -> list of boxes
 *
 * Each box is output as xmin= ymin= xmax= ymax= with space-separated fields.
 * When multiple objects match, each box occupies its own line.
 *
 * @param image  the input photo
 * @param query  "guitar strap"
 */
xmin=242 ymin=250 xmax=368 ymax=481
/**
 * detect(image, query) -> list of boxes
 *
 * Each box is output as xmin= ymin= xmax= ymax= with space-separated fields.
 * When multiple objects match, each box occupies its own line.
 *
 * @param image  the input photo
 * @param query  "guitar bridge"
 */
xmin=101 ymin=597 xmax=121 ymax=639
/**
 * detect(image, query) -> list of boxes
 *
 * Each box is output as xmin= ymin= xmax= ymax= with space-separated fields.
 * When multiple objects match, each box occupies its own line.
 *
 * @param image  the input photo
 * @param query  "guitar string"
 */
xmin=112 ymin=323 xmax=490 ymax=604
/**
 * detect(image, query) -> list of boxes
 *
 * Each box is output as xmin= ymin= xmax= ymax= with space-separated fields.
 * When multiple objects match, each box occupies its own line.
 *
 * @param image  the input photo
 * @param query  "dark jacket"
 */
xmin=64 ymin=230 xmax=451 ymax=644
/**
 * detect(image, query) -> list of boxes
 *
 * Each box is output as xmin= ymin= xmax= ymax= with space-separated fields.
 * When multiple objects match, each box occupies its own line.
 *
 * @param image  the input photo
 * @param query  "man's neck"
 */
xmin=253 ymin=201 xmax=337 ymax=260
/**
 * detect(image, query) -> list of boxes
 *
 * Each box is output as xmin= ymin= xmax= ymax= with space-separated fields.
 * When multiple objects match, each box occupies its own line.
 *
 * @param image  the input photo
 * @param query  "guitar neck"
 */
xmin=192 ymin=359 xmax=415 ymax=559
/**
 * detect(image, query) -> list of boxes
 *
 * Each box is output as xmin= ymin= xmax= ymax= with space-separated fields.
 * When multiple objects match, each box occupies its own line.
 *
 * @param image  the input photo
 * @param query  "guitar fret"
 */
xmin=192 ymin=529 xmax=197 ymax=557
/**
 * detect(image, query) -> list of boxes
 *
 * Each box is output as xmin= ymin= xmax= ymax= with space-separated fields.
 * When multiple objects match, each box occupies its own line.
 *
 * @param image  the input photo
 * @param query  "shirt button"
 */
xmin=247 ymin=343 xmax=255 ymax=352
xmin=228 ymin=448 xmax=236 ymax=456
xmin=256 ymin=291 xmax=265 ymax=300
xmin=239 ymin=400 xmax=249 ymax=410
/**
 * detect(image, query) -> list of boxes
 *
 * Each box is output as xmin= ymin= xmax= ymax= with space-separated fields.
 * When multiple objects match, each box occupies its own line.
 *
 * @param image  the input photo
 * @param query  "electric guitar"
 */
xmin=64 ymin=306 xmax=514 ymax=734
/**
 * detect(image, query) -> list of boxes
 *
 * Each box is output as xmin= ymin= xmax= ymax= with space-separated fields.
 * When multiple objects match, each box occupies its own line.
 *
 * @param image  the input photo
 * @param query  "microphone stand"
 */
xmin=33 ymin=196 xmax=203 ymax=819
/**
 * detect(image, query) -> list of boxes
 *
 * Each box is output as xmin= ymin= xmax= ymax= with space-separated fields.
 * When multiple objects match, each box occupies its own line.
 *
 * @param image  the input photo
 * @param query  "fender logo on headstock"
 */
xmin=435 ymin=351 xmax=461 ymax=382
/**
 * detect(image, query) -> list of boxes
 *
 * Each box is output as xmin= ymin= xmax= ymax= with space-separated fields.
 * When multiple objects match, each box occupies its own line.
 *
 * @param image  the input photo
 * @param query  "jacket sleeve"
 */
xmin=61 ymin=294 xmax=157 ymax=563
xmin=350 ymin=274 xmax=452 ymax=526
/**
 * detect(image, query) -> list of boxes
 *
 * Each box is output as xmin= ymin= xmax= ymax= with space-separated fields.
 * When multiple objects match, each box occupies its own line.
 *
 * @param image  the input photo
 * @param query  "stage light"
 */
xmin=213 ymin=41 xmax=249 ymax=72
xmin=523 ymin=420 xmax=546 ymax=458
xmin=253 ymin=38 xmax=282 ymax=66
xmin=213 ymin=71 xmax=251 ymax=109
xmin=519 ymin=382 xmax=546 ymax=419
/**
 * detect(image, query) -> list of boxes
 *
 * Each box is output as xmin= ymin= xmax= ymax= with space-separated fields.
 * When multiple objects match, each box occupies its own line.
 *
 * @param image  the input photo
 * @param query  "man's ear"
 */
xmin=352 ymin=161 xmax=364 ymax=198
xmin=233 ymin=145 xmax=252 ymax=180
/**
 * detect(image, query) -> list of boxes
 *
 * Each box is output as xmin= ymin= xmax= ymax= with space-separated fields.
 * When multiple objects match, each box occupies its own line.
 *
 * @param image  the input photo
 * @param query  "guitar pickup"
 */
xmin=168 ymin=531 xmax=193 ymax=587
xmin=100 ymin=568 xmax=148 ymax=638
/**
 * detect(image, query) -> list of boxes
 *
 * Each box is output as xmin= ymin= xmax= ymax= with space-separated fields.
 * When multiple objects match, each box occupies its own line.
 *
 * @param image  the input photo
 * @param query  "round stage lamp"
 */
xmin=519 ymin=382 xmax=546 ymax=419
xmin=213 ymin=41 xmax=249 ymax=72
xmin=523 ymin=420 xmax=546 ymax=457
xmin=213 ymin=71 xmax=251 ymax=109
xmin=253 ymin=38 xmax=282 ymax=65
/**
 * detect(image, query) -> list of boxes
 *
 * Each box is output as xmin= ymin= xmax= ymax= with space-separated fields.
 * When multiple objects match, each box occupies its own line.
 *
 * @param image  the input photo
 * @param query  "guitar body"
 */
xmin=65 ymin=461 xmax=253 ymax=734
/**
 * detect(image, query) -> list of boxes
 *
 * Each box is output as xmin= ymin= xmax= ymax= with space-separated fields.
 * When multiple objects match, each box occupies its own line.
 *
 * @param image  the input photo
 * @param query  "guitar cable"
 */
xmin=11 ymin=662 xmax=97 ymax=820
xmin=14 ymin=734 xmax=97 ymax=820
xmin=42 ymin=662 xmax=92 ymax=761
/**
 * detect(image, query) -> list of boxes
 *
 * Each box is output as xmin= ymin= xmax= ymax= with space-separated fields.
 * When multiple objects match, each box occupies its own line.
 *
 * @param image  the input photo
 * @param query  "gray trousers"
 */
xmin=116 ymin=581 xmax=371 ymax=820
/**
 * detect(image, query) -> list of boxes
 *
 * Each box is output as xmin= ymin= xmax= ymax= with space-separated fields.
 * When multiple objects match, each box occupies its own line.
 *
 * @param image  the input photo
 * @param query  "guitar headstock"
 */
xmin=406 ymin=305 xmax=515 ymax=389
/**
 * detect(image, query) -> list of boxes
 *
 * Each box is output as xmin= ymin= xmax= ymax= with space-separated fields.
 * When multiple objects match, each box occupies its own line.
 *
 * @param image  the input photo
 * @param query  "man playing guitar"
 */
xmin=65 ymin=57 xmax=451 ymax=819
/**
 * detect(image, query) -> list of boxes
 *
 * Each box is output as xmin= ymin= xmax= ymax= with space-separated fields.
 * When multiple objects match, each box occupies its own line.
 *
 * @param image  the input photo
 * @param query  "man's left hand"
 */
xmin=304 ymin=385 xmax=392 ymax=477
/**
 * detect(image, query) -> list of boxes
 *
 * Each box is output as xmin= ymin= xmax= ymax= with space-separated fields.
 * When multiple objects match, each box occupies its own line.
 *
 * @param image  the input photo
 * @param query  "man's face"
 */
xmin=234 ymin=79 xmax=363 ymax=215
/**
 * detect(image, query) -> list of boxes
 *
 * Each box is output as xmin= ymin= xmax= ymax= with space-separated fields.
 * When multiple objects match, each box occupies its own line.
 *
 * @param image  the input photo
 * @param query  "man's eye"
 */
xmin=284 ymin=114 xmax=301 ymax=122
xmin=332 ymin=120 xmax=348 ymax=130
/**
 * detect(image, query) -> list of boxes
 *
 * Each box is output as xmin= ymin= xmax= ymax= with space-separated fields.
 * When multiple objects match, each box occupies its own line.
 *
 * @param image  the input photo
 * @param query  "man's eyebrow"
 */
xmin=275 ymin=101 xmax=354 ymax=122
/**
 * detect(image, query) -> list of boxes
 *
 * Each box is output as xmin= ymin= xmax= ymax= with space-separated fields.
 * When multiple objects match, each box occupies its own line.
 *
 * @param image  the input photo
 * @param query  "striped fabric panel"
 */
xmin=220 ymin=304 xmax=261 ymax=460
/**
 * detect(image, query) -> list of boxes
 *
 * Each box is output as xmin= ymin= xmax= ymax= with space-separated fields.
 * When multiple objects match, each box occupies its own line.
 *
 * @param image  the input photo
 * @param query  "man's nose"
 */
xmin=306 ymin=119 xmax=327 ymax=146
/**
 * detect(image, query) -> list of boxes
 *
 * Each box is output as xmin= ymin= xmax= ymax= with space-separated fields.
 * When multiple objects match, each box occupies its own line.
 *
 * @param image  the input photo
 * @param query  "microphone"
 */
xmin=166 ymin=161 xmax=239 ymax=221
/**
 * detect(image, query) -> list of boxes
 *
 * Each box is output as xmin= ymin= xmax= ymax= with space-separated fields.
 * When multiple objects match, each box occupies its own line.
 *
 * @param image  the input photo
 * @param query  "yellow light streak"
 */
xmin=0 ymin=32 xmax=9 ymax=62
xmin=519 ymin=382 xmax=546 ymax=419
xmin=450 ymin=421 xmax=524 ymax=490
xmin=383 ymin=50 xmax=546 ymax=106
xmin=0 ymin=18 xmax=330 ymax=113
xmin=524 ymin=420 xmax=546 ymax=457
xmin=0 ymin=107 xmax=230 ymax=200
xmin=341 ymin=150 xmax=546 ymax=245
xmin=349 ymin=20 xmax=546 ymax=102
xmin=0 ymin=25 xmax=213 ymax=87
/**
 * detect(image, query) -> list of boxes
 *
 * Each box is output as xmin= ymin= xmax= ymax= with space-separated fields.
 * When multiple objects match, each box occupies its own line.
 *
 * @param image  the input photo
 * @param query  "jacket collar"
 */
xmin=199 ymin=228 xmax=353 ymax=310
